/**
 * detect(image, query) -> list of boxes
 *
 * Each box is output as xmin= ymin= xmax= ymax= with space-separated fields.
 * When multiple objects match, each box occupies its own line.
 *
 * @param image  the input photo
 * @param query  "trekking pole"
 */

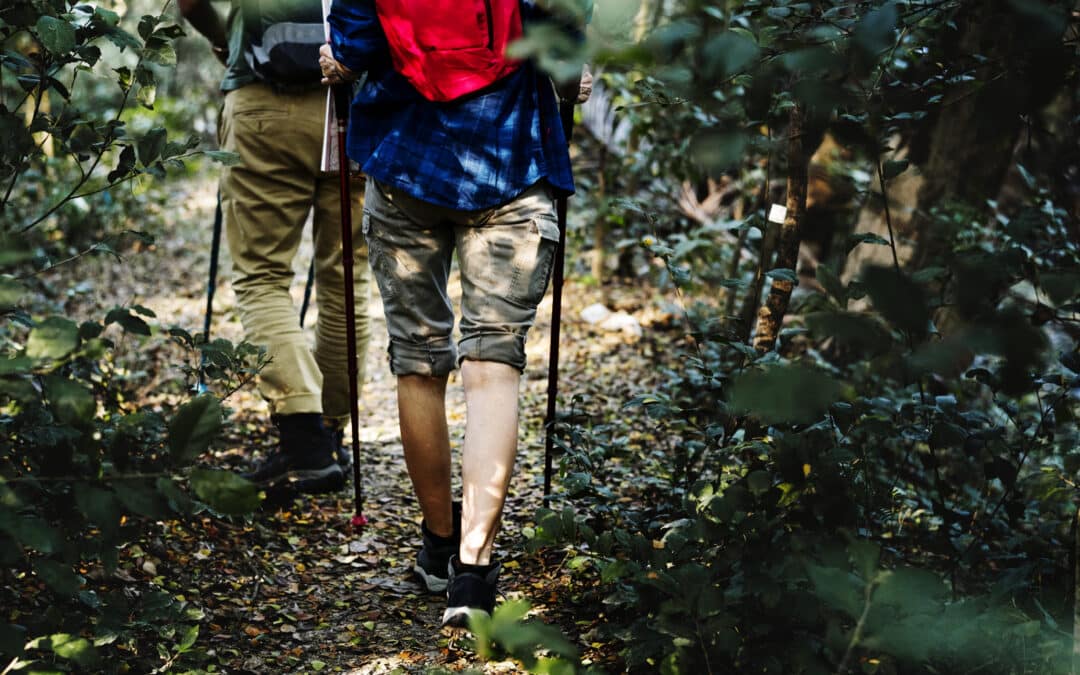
xmin=543 ymin=101 xmax=575 ymax=499
xmin=332 ymin=82 xmax=367 ymax=529
xmin=198 ymin=190 xmax=224 ymax=394
xmin=298 ymin=257 xmax=316 ymax=327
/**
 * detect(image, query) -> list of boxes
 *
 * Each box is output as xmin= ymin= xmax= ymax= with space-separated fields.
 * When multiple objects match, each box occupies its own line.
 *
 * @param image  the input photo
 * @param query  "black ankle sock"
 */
xmin=425 ymin=527 xmax=456 ymax=546
xmin=453 ymin=558 xmax=496 ymax=575
xmin=276 ymin=412 xmax=323 ymax=433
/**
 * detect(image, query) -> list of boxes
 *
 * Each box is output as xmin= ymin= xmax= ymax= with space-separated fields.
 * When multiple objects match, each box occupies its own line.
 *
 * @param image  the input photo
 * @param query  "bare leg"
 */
xmin=459 ymin=360 xmax=520 ymax=566
xmin=398 ymin=373 xmax=454 ymax=538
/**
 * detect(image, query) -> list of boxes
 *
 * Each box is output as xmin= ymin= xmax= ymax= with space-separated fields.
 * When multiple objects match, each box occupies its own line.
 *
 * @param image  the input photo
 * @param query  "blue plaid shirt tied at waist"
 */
xmin=327 ymin=0 xmax=575 ymax=212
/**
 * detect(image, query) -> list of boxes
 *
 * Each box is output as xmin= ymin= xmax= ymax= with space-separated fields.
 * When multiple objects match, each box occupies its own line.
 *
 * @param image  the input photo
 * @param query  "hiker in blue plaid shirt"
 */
xmin=320 ymin=0 xmax=586 ymax=628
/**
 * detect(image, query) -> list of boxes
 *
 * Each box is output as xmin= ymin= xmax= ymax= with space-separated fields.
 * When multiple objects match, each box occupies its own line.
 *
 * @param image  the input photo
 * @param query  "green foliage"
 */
xmin=0 ymin=290 xmax=267 ymax=669
xmin=531 ymin=1 xmax=1080 ymax=667
xmin=1 ymin=4 xmax=267 ymax=669
xmin=472 ymin=600 xmax=591 ymax=674
xmin=1 ymin=0 xmax=229 ymax=246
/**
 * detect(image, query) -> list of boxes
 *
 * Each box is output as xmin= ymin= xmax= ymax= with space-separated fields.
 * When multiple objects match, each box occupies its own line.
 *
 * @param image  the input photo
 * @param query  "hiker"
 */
xmin=321 ymin=0 xmax=584 ymax=627
xmin=179 ymin=0 xmax=370 ymax=492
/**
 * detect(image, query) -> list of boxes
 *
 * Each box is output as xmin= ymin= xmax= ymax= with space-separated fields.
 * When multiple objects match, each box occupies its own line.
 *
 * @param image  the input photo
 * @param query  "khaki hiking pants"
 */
xmin=219 ymin=82 xmax=370 ymax=422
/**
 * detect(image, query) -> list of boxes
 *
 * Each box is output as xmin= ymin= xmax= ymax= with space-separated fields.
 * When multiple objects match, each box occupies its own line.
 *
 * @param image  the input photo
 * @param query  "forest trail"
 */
xmin=68 ymin=172 xmax=670 ymax=673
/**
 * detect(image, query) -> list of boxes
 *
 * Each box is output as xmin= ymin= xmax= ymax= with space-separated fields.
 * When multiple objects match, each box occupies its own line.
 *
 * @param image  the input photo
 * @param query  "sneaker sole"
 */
xmin=292 ymin=469 xmax=346 ymax=495
xmin=440 ymin=606 xmax=489 ymax=630
xmin=413 ymin=564 xmax=449 ymax=594
xmin=247 ymin=463 xmax=343 ymax=487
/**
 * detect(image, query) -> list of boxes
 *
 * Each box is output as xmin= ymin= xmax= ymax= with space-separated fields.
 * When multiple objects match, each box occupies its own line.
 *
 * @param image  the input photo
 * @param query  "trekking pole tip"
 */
xmin=350 ymin=513 xmax=368 ymax=530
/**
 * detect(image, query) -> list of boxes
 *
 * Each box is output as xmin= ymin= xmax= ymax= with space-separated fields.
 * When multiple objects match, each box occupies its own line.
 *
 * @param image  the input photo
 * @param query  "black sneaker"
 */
xmin=441 ymin=556 xmax=500 ymax=629
xmin=414 ymin=501 xmax=462 ymax=593
xmin=243 ymin=413 xmax=344 ymax=492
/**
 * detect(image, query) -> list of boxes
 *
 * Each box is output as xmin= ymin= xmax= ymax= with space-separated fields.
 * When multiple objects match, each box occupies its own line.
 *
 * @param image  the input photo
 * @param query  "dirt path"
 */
xmin=70 ymin=172 xmax=671 ymax=673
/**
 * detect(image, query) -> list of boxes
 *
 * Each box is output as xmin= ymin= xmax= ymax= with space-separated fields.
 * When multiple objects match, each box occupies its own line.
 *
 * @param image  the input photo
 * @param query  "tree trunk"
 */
xmin=753 ymin=104 xmax=810 ymax=353
xmin=844 ymin=1 xmax=1045 ymax=280
xmin=738 ymin=218 xmax=777 ymax=342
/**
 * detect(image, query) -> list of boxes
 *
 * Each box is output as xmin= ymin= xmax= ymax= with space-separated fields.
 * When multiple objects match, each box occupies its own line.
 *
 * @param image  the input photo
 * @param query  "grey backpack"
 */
xmin=241 ymin=0 xmax=324 ymax=88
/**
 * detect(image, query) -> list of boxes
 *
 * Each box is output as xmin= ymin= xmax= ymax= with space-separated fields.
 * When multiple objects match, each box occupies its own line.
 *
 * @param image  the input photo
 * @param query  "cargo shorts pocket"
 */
xmin=508 ymin=216 xmax=560 ymax=307
xmin=363 ymin=212 xmax=398 ymax=302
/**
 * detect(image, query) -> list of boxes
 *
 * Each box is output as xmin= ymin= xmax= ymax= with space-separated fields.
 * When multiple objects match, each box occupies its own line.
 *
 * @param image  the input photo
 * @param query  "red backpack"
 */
xmin=375 ymin=0 xmax=523 ymax=102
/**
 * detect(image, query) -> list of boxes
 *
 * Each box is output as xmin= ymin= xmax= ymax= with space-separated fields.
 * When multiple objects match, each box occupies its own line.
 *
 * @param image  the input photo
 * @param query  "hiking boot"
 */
xmin=243 ymin=413 xmax=344 ymax=493
xmin=441 ymin=555 xmax=501 ymax=629
xmin=413 ymin=501 xmax=462 ymax=593
xmin=326 ymin=422 xmax=352 ymax=470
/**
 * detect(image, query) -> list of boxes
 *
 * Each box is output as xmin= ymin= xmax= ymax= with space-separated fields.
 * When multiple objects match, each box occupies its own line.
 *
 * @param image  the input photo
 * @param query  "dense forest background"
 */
xmin=2 ymin=0 xmax=1079 ymax=672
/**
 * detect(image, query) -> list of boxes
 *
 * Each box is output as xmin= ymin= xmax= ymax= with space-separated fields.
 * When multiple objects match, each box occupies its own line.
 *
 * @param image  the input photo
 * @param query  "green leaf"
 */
xmin=168 ymin=394 xmax=223 ymax=464
xmin=908 ymin=338 xmax=972 ymax=376
xmin=107 ymin=27 xmax=142 ymax=52
xmin=848 ymin=539 xmax=881 ymax=580
xmin=190 ymin=469 xmax=260 ymax=515
xmin=104 ymin=307 xmax=152 ymax=336
xmin=157 ymin=477 xmax=195 ymax=515
xmin=35 ymin=16 xmax=76 ymax=55
xmin=816 ymin=264 xmax=846 ymax=306
xmin=204 ymin=150 xmax=241 ymax=166
xmin=73 ymin=484 xmax=121 ymax=536
xmin=107 ymin=145 xmax=137 ymax=184
xmin=690 ymin=130 xmax=748 ymax=175
xmin=806 ymin=563 xmax=863 ymax=618
xmin=143 ymin=42 xmax=177 ymax=66
xmin=0 ymin=233 xmax=33 ymax=268
xmin=7 ymin=516 xmax=64 ymax=553
xmin=177 ymin=624 xmax=199 ymax=652
xmin=25 ymin=316 xmax=79 ymax=360
xmin=137 ymin=15 xmax=158 ymax=40
xmin=136 ymin=84 xmax=156 ymax=109
xmin=44 ymin=376 xmax=95 ymax=427
xmin=853 ymin=2 xmax=898 ymax=55
xmin=873 ymin=566 xmax=948 ymax=615
xmin=702 ymin=32 xmax=759 ymax=79
xmin=0 ymin=277 xmax=27 ymax=310
xmin=847 ymin=232 xmax=891 ymax=251
xmin=728 ymin=365 xmax=843 ymax=424
xmin=862 ymin=266 xmax=930 ymax=338
xmin=746 ymin=470 xmax=772 ymax=495
xmin=95 ymin=7 xmax=120 ymax=26
xmin=0 ymin=356 xmax=31 ymax=376
xmin=33 ymin=559 xmax=82 ymax=596
xmin=45 ymin=633 xmax=99 ymax=667
xmin=805 ymin=312 xmax=893 ymax=354
xmin=136 ymin=127 xmax=167 ymax=167
xmin=114 ymin=480 xmax=168 ymax=519
xmin=766 ymin=268 xmax=798 ymax=284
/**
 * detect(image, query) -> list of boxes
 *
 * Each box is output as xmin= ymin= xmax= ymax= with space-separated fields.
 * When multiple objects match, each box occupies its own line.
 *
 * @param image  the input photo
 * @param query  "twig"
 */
xmin=2 ymin=657 xmax=26 ymax=675
xmin=952 ymin=388 xmax=1069 ymax=571
xmin=837 ymin=576 xmax=877 ymax=674
xmin=16 ymin=242 xmax=120 ymax=279
xmin=18 ymin=0 xmax=175 ymax=233
xmin=2 ymin=61 xmax=47 ymax=211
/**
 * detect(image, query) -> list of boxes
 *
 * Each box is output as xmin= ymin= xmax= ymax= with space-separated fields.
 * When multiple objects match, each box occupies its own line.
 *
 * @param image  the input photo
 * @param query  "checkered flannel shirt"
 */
xmin=328 ymin=0 xmax=574 ymax=211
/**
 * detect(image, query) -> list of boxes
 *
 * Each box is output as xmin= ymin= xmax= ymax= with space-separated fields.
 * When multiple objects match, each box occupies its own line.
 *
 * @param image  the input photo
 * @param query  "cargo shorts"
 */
xmin=363 ymin=179 xmax=560 ymax=377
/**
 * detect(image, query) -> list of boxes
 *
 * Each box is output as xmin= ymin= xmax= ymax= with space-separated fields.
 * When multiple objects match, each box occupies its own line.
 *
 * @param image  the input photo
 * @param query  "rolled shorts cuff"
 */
xmin=388 ymin=336 xmax=457 ymax=377
xmin=458 ymin=332 xmax=527 ymax=372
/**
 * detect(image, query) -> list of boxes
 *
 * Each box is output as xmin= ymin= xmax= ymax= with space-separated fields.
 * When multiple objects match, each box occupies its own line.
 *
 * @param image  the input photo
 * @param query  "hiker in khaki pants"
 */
xmin=181 ymin=0 xmax=370 ymax=492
